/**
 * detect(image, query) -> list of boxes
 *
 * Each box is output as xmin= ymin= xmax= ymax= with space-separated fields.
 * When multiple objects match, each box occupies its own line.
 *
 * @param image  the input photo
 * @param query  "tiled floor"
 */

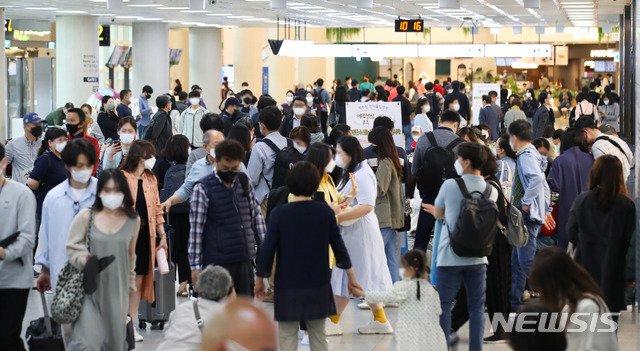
xmin=20 ymin=285 xmax=639 ymax=351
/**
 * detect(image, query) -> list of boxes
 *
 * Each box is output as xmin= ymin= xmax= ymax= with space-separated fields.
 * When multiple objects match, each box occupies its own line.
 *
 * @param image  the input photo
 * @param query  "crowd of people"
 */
xmin=0 ymin=73 xmax=635 ymax=351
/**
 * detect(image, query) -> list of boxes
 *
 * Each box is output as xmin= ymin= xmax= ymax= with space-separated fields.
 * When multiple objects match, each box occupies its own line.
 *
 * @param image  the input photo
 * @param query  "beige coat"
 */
xmin=374 ymin=158 xmax=404 ymax=229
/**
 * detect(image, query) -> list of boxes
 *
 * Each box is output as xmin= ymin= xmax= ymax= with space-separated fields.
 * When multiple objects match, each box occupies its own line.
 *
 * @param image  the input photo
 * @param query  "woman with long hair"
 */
xmin=27 ymin=127 xmax=69 ymax=221
xmin=331 ymin=86 xmax=349 ymax=125
xmin=368 ymin=127 xmax=404 ymax=283
xmin=97 ymin=95 xmax=120 ymax=142
xmin=567 ymin=155 xmax=635 ymax=315
xmin=414 ymin=97 xmax=434 ymax=134
xmin=80 ymin=103 xmax=105 ymax=148
xmin=530 ymin=247 xmax=619 ymax=350
xmin=119 ymin=140 xmax=167 ymax=341
xmin=327 ymin=136 xmax=394 ymax=336
xmin=65 ymin=169 xmax=140 ymax=350
xmin=103 ymin=117 xmax=138 ymax=171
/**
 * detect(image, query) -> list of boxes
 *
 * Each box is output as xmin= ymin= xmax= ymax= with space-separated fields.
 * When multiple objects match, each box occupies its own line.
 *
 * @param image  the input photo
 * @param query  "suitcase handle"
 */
xmin=39 ymin=292 xmax=54 ymax=338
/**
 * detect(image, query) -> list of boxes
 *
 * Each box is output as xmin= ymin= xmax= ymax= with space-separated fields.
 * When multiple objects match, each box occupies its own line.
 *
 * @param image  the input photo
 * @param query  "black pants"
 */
xmin=169 ymin=212 xmax=191 ymax=284
xmin=220 ymin=260 xmax=255 ymax=297
xmin=414 ymin=193 xmax=436 ymax=251
xmin=0 ymin=289 xmax=30 ymax=351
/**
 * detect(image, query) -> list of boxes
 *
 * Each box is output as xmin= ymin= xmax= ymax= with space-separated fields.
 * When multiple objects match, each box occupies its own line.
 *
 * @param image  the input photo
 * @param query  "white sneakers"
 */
xmin=301 ymin=334 xmax=310 ymax=345
xmin=134 ymin=328 xmax=144 ymax=342
xmin=357 ymin=320 xmax=394 ymax=335
xmin=324 ymin=319 xmax=344 ymax=336
xmin=357 ymin=302 xmax=370 ymax=310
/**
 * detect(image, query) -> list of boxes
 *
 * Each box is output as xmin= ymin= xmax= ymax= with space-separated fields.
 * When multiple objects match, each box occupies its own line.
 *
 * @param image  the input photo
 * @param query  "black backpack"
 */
xmin=257 ymin=138 xmax=305 ymax=189
xmin=416 ymin=132 xmax=465 ymax=195
xmin=160 ymin=162 xmax=189 ymax=214
xmin=448 ymin=178 xmax=499 ymax=258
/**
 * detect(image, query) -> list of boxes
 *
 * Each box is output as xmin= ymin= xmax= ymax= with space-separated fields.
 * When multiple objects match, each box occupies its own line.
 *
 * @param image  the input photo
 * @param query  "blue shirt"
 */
xmin=35 ymin=178 xmax=98 ymax=289
xmin=117 ymin=103 xmax=132 ymax=118
xmin=434 ymin=174 xmax=497 ymax=267
xmin=30 ymin=151 xmax=68 ymax=220
xmin=247 ymin=132 xmax=288 ymax=203
xmin=139 ymin=95 xmax=151 ymax=126
xmin=479 ymin=105 xmax=500 ymax=141
xmin=175 ymin=156 xmax=215 ymax=203
xmin=516 ymin=144 xmax=551 ymax=223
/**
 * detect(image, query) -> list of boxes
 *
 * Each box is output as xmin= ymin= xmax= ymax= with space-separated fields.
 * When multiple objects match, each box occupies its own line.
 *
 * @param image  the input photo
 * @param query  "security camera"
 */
xmin=209 ymin=0 xmax=217 ymax=5
xmin=111 ymin=18 xmax=115 ymax=22
xmin=446 ymin=26 xmax=452 ymax=31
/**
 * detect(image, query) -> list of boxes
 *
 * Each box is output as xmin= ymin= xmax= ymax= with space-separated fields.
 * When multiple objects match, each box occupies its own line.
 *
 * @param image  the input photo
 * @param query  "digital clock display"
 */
xmin=395 ymin=19 xmax=424 ymax=33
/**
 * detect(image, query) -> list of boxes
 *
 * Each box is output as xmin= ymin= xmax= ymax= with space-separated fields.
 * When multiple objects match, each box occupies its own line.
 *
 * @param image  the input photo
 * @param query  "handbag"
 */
xmin=394 ymin=205 xmax=412 ymax=232
xmin=51 ymin=210 xmax=94 ymax=324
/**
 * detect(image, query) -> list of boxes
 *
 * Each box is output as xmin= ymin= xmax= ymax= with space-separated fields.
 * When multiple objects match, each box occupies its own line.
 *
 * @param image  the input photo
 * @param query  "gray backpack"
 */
xmin=489 ymin=179 xmax=528 ymax=248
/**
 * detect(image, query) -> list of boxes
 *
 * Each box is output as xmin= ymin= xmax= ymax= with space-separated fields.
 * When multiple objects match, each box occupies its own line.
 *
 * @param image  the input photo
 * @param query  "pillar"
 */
xmin=55 ymin=15 xmax=99 ymax=108
xmin=132 ymin=22 xmax=170 ymax=106
xmin=169 ymin=28 xmax=190 ymax=95
xmin=267 ymin=28 xmax=295 ymax=104
xmin=189 ymin=27 xmax=222 ymax=111
xmin=233 ymin=28 xmax=263 ymax=93
xmin=0 ymin=7 xmax=6 ymax=142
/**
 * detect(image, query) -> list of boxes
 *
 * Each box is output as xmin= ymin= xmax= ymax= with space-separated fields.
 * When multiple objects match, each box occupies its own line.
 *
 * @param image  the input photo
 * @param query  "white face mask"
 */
xmin=101 ymin=193 xmax=124 ymax=210
xmin=189 ymin=98 xmax=200 ymax=106
xmin=509 ymin=140 xmax=517 ymax=152
xmin=452 ymin=103 xmax=460 ymax=112
xmin=399 ymin=268 xmax=406 ymax=278
xmin=120 ymin=133 xmax=135 ymax=145
xmin=293 ymin=141 xmax=306 ymax=154
xmin=447 ymin=89 xmax=453 ymax=94
xmin=335 ymin=154 xmax=347 ymax=169
xmin=209 ymin=148 xmax=216 ymax=159
xmin=412 ymin=134 xmax=421 ymax=142
xmin=603 ymin=100 xmax=610 ymax=105
xmin=54 ymin=141 xmax=67 ymax=154
xmin=293 ymin=107 xmax=306 ymax=116
xmin=306 ymin=96 xmax=314 ymax=104
xmin=481 ymin=130 xmax=489 ymax=139
xmin=325 ymin=159 xmax=336 ymax=173
xmin=71 ymin=169 xmax=92 ymax=184
xmin=422 ymin=105 xmax=431 ymax=113
xmin=286 ymin=95 xmax=293 ymax=103
xmin=144 ymin=157 xmax=156 ymax=170
xmin=525 ymin=92 xmax=531 ymax=98
xmin=548 ymin=98 xmax=554 ymax=106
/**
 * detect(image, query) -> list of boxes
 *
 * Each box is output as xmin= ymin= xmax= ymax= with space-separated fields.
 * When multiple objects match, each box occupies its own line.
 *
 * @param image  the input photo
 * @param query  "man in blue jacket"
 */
xmin=479 ymin=95 xmax=500 ymax=142
xmin=138 ymin=85 xmax=153 ymax=139
xmin=508 ymin=120 xmax=553 ymax=311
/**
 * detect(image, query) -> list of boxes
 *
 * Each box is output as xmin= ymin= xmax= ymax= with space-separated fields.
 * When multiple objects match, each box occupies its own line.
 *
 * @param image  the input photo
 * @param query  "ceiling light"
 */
xmin=243 ymin=18 xmax=270 ymax=21
xmin=93 ymin=13 xmax=115 ymax=16
xmin=181 ymin=22 xmax=205 ymax=25
xmin=128 ymin=4 xmax=164 ymax=7
xmin=158 ymin=7 xmax=190 ymax=10
xmin=139 ymin=17 xmax=163 ymax=20
xmin=25 ymin=7 xmax=58 ymax=10
xmin=180 ymin=10 xmax=210 ymax=13
xmin=56 ymin=10 xmax=88 ymax=13
xmin=207 ymin=13 xmax=233 ymax=16
xmin=228 ymin=15 xmax=253 ymax=18
xmin=115 ymin=15 xmax=143 ymax=19
xmin=163 ymin=20 xmax=182 ymax=23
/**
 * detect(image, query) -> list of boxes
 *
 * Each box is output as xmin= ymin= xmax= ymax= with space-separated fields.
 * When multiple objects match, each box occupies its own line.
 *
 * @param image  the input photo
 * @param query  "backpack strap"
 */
xmin=286 ymin=138 xmax=293 ymax=149
xmin=445 ymin=137 xmax=466 ymax=151
xmin=426 ymin=132 xmax=437 ymax=147
xmin=257 ymin=138 xmax=281 ymax=154
xmin=596 ymin=135 xmax=631 ymax=163
xmin=482 ymin=184 xmax=493 ymax=199
xmin=193 ymin=300 xmax=204 ymax=332
xmin=454 ymin=178 xmax=472 ymax=199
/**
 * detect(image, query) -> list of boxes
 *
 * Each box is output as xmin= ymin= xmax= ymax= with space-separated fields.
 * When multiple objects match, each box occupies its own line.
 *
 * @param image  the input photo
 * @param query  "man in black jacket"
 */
xmin=392 ymin=85 xmax=414 ymax=153
xmin=348 ymin=80 xmax=362 ymax=102
xmin=444 ymin=81 xmax=471 ymax=122
xmin=423 ymin=82 xmax=441 ymax=127
xmin=588 ymin=82 xmax=601 ymax=106
xmin=145 ymin=95 xmax=173 ymax=155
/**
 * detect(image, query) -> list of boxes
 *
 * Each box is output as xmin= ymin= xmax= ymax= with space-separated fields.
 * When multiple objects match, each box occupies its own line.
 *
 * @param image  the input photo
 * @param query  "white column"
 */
xmin=0 ymin=8 xmax=7 ymax=142
xmin=55 ymin=15 xmax=99 ymax=108
xmin=233 ymin=28 xmax=263 ymax=92
xmin=189 ymin=27 xmax=222 ymax=111
xmin=132 ymin=22 xmax=170 ymax=106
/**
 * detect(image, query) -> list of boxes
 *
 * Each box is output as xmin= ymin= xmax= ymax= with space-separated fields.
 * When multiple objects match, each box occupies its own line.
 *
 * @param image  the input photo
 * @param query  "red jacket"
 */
xmin=434 ymin=84 xmax=445 ymax=96
xmin=68 ymin=133 xmax=100 ymax=175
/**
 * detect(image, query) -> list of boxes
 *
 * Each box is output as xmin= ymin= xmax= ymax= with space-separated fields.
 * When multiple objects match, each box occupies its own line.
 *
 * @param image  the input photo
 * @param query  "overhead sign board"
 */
xmin=395 ymin=19 xmax=423 ymax=33
xmin=99 ymin=24 xmax=110 ymax=47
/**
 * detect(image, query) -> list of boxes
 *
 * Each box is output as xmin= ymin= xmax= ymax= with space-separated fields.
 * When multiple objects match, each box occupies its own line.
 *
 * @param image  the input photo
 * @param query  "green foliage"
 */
xmin=462 ymin=27 xmax=470 ymax=37
xmin=326 ymin=28 xmax=361 ymax=43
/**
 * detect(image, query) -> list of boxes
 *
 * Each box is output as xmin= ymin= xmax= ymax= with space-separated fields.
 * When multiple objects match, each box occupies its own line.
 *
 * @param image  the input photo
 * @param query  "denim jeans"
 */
xmin=138 ymin=124 xmax=147 ymax=140
xmin=414 ymin=193 xmax=436 ymax=252
xmin=536 ymin=234 xmax=556 ymax=253
xmin=437 ymin=265 xmax=487 ymax=351
xmin=402 ymin=124 xmax=413 ymax=153
xmin=381 ymin=227 xmax=400 ymax=283
xmin=430 ymin=219 xmax=443 ymax=286
xmin=510 ymin=207 xmax=542 ymax=311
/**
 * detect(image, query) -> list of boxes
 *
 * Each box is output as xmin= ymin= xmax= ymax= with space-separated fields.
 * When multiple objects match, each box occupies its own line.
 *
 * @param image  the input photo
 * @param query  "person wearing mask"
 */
xmin=0 ymin=143 xmax=37 ymax=351
xmin=176 ymin=91 xmax=189 ymax=114
xmin=221 ymin=97 xmax=242 ymax=136
xmin=97 ymin=95 xmax=121 ymax=142
xmin=138 ymin=85 xmax=153 ymax=140
xmin=256 ymin=162 xmax=358 ymax=351
xmin=479 ymin=95 xmax=500 ymax=142
xmin=574 ymin=92 xmax=600 ymax=122
xmin=504 ymin=96 xmax=527 ymax=131
xmin=45 ymin=102 xmax=74 ymax=126
xmin=234 ymin=116 xmax=257 ymax=150
xmin=567 ymin=155 xmax=635 ymax=320
xmin=305 ymin=91 xmax=320 ymax=116
xmin=288 ymin=126 xmax=310 ymax=155
xmin=187 ymin=84 xmax=207 ymax=109
xmin=281 ymin=90 xmax=295 ymax=118
xmin=327 ymin=136 xmax=394 ymax=336
xmin=165 ymin=94 xmax=181 ymax=136
xmin=447 ymin=98 xmax=467 ymax=128
xmin=444 ymin=81 xmax=471 ymax=122
xmin=532 ymin=91 xmax=552 ymax=139
xmin=158 ymin=265 xmax=236 ymax=351
xmin=359 ymin=75 xmax=374 ymax=94
xmin=348 ymin=80 xmax=362 ymax=102
xmin=508 ymin=120 xmax=553 ymax=312
xmin=190 ymin=139 xmax=266 ymax=297
xmin=301 ymin=114 xmax=324 ymax=145
xmin=392 ymin=86 xmax=414 ymax=153
xmin=495 ymin=134 xmax=517 ymax=199
xmin=522 ymin=88 xmax=538 ymax=125
xmin=145 ymin=95 xmax=173 ymax=156
xmin=180 ymin=90 xmax=209 ymax=148
xmin=81 ymin=104 xmax=105 ymax=148
xmin=117 ymin=89 xmax=133 ymax=118
xmin=5 ymin=113 xmax=44 ymax=184
xmin=27 ymin=127 xmax=69 ymax=222
xmin=102 ymin=117 xmax=137 ymax=171
xmin=414 ymin=97 xmax=434 ymax=135
xmin=364 ymin=117 xmax=411 ymax=187
xmin=280 ymin=96 xmax=307 ymax=138
xmin=161 ymin=130 xmax=225 ymax=213
xmin=315 ymin=79 xmax=331 ymax=111
xmin=65 ymin=169 xmax=139 ymax=350
xmin=487 ymin=90 xmax=504 ymax=124
xmin=186 ymin=114 xmax=225 ymax=174
xmin=600 ymin=92 xmax=620 ymax=132
xmin=421 ymin=142 xmax=498 ymax=350
xmin=530 ymin=247 xmax=619 ymax=351
xmin=368 ymin=127 xmax=404 ymax=284
xmin=331 ymin=86 xmax=349 ymax=125
xmin=423 ymin=83 xmax=441 ymax=128
xmin=238 ymin=90 xmax=259 ymax=123
xmin=66 ymin=108 xmax=100 ymax=176
xmin=576 ymin=116 xmax=633 ymax=181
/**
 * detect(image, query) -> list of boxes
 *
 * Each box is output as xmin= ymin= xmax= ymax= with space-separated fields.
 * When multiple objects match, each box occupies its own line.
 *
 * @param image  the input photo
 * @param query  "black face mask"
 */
xmin=243 ymin=97 xmax=252 ymax=105
xmin=30 ymin=126 xmax=43 ymax=138
xmin=66 ymin=123 xmax=79 ymax=135
xmin=217 ymin=170 xmax=237 ymax=184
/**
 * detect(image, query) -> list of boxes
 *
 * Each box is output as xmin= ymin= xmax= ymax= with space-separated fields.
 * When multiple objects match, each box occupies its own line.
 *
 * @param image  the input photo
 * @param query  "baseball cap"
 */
xmin=598 ymin=124 xmax=616 ymax=135
xmin=411 ymin=125 xmax=422 ymax=134
xmin=23 ymin=113 xmax=43 ymax=125
xmin=224 ymin=97 xmax=242 ymax=109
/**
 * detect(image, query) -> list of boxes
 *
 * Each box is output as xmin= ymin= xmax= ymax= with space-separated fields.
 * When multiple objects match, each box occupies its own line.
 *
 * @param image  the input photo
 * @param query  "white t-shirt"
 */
xmin=69 ymin=186 xmax=87 ymax=202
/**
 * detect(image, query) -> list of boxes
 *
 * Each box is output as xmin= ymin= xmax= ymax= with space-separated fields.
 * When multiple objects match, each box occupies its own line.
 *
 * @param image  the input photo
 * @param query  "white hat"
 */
xmin=411 ymin=125 xmax=422 ymax=134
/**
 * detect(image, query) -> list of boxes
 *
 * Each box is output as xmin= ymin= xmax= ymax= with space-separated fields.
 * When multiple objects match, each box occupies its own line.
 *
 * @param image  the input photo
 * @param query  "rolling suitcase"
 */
xmin=138 ymin=215 xmax=176 ymax=330
xmin=26 ymin=292 xmax=65 ymax=351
